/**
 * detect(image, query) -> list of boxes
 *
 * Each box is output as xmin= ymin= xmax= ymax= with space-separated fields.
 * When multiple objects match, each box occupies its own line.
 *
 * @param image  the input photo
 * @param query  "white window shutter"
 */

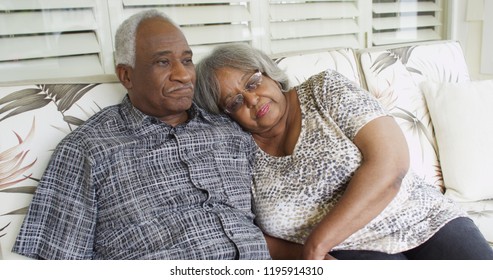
xmin=0 ymin=0 xmax=112 ymax=83
xmin=371 ymin=0 xmax=443 ymax=46
xmin=112 ymin=0 xmax=254 ymax=61
xmin=0 ymin=0 xmax=449 ymax=83
xmin=267 ymin=0 xmax=364 ymax=55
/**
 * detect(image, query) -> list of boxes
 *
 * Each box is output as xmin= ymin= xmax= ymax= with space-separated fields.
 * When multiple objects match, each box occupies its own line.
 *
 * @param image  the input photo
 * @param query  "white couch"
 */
xmin=1 ymin=40 xmax=491 ymax=259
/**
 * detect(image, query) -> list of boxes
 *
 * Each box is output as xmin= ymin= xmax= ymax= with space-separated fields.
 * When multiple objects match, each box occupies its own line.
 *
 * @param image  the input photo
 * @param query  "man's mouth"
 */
xmin=168 ymin=84 xmax=193 ymax=94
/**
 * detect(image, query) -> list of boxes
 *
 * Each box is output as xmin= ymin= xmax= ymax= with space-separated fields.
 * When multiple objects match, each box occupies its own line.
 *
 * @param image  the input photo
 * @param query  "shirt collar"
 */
xmin=120 ymin=94 xmax=214 ymax=130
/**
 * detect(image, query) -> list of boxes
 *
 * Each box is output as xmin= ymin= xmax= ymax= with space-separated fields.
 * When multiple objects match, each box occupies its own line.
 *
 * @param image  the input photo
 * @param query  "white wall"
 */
xmin=448 ymin=0 xmax=493 ymax=80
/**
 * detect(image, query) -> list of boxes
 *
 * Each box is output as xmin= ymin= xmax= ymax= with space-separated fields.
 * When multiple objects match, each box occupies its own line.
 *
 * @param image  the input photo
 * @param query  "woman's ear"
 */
xmin=116 ymin=64 xmax=133 ymax=89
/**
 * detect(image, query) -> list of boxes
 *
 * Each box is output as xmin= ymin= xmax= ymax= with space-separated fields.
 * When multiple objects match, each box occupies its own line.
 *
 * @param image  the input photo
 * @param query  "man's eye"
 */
xmin=157 ymin=60 xmax=169 ymax=66
xmin=183 ymin=58 xmax=193 ymax=65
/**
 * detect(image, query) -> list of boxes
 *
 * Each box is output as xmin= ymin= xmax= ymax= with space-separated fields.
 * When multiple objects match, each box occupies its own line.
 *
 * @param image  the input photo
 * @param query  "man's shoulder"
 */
xmin=200 ymin=111 xmax=247 ymax=133
xmin=59 ymin=103 xmax=123 ymax=143
xmin=83 ymin=103 xmax=122 ymax=125
xmin=195 ymin=105 xmax=240 ymax=126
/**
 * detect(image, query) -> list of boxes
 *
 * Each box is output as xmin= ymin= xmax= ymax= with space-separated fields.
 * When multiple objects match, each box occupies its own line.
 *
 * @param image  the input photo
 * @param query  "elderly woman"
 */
xmin=194 ymin=43 xmax=493 ymax=260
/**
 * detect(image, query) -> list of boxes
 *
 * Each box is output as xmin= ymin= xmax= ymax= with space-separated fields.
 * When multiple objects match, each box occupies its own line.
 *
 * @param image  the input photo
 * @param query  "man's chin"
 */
xmin=171 ymin=98 xmax=193 ymax=111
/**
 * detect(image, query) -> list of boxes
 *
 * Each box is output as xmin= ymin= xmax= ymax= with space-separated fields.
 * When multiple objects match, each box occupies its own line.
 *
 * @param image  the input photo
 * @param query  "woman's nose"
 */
xmin=242 ymin=90 xmax=259 ymax=107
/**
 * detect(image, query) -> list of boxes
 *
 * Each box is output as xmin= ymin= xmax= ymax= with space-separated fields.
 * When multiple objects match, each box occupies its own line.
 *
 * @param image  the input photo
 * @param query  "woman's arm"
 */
xmin=302 ymin=116 xmax=409 ymax=259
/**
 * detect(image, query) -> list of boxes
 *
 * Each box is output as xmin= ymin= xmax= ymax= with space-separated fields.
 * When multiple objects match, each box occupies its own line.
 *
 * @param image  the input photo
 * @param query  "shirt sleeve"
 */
xmin=309 ymin=69 xmax=389 ymax=141
xmin=12 ymin=134 xmax=97 ymax=259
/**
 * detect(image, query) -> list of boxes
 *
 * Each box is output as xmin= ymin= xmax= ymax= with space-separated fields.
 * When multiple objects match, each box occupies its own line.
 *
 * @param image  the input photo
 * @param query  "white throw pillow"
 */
xmin=421 ymin=79 xmax=493 ymax=202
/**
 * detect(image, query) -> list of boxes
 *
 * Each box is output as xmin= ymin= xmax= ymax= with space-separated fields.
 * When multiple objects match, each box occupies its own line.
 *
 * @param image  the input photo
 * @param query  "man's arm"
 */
xmin=12 ymin=137 xmax=97 ymax=259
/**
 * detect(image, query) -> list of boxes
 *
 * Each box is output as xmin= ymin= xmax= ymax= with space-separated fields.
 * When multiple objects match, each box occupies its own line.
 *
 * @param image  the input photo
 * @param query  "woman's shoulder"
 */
xmin=295 ymin=69 xmax=338 ymax=101
xmin=295 ymin=69 xmax=347 ymax=93
xmin=306 ymin=69 xmax=353 ymax=85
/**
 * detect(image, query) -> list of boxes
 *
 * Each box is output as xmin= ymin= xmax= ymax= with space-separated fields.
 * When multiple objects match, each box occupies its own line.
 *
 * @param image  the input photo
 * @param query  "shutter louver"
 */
xmin=268 ymin=0 xmax=363 ymax=55
xmin=0 ymin=0 xmax=109 ymax=83
xmin=371 ymin=0 xmax=443 ymax=46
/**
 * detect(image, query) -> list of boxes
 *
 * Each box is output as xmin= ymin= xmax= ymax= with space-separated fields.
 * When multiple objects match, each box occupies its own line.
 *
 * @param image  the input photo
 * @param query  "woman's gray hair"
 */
xmin=114 ymin=9 xmax=179 ymax=68
xmin=194 ymin=43 xmax=290 ymax=114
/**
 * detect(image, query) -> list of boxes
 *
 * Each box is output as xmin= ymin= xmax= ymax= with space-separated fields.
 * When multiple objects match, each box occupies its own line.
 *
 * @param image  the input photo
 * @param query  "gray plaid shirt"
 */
xmin=12 ymin=96 xmax=270 ymax=260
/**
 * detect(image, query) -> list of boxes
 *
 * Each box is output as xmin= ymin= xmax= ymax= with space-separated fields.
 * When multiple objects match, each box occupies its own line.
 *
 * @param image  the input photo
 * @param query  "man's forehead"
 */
xmin=151 ymin=49 xmax=193 ymax=59
xmin=136 ymin=19 xmax=190 ymax=51
xmin=137 ymin=17 xmax=179 ymax=35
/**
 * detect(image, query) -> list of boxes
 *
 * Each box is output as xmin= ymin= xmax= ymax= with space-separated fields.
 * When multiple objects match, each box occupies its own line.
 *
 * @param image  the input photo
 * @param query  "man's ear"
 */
xmin=116 ymin=64 xmax=133 ymax=89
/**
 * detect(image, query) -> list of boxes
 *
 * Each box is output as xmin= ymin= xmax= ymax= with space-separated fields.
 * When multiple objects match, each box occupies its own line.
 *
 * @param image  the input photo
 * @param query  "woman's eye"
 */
xmin=231 ymin=98 xmax=243 ymax=111
xmin=245 ymin=82 xmax=258 ymax=91
xmin=245 ymin=74 xmax=261 ymax=91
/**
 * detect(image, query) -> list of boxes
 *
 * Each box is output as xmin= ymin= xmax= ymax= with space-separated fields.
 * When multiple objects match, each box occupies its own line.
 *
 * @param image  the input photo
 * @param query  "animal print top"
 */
xmin=252 ymin=69 xmax=465 ymax=253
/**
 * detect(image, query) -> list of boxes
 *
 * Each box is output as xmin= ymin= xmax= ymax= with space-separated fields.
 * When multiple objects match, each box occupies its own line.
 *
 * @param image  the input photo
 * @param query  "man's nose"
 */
xmin=170 ymin=62 xmax=192 ymax=82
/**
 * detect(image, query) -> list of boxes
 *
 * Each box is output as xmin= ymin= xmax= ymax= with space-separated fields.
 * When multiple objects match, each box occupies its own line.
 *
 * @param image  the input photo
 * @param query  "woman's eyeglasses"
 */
xmin=223 ymin=71 xmax=262 ymax=114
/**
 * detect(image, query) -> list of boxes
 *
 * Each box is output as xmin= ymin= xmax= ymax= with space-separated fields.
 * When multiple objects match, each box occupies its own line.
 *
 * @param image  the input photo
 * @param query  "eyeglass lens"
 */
xmin=224 ymin=71 xmax=262 ymax=114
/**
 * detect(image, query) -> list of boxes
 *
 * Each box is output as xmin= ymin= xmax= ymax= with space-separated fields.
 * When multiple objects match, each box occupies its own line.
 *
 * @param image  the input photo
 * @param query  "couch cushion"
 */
xmin=0 ymin=82 xmax=126 ymax=259
xmin=358 ymin=41 xmax=470 ymax=192
xmin=274 ymin=48 xmax=361 ymax=87
xmin=421 ymin=79 xmax=493 ymax=202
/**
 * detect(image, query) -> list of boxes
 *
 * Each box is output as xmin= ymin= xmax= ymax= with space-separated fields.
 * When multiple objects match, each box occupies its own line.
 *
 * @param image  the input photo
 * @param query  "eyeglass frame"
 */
xmin=223 ymin=70 xmax=263 ymax=114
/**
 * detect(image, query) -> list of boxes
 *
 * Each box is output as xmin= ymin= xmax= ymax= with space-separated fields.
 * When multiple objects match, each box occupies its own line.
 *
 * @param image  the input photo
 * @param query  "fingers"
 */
xmin=325 ymin=253 xmax=337 ymax=260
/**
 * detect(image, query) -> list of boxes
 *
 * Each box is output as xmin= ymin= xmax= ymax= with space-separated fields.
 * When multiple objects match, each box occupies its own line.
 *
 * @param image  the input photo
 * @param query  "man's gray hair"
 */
xmin=194 ymin=43 xmax=290 ymax=114
xmin=114 ymin=9 xmax=179 ymax=68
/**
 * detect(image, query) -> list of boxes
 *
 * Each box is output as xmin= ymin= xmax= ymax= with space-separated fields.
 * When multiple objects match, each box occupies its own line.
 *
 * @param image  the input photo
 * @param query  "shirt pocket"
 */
xmin=211 ymin=140 xmax=253 ymax=207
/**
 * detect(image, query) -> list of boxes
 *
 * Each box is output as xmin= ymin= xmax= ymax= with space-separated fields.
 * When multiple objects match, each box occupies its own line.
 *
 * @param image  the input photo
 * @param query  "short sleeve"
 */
xmin=12 ymin=135 xmax=97 ymax=259
xmin=300 ymin=69 xmax=388 ymax=140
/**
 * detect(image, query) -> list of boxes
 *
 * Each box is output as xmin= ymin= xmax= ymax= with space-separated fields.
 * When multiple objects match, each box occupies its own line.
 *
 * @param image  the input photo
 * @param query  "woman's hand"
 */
xmin=264 ymin=234 xmax=303 ymax=259
xmin=302 ymin=243 xmax=329 ymax=260
xmin=325 ymin=253 xmax=337 ymax=260
xmin=301 ymin=242 xmax=337 ymax=260
xmin=265 ymin=233 xmax=337 ymax=260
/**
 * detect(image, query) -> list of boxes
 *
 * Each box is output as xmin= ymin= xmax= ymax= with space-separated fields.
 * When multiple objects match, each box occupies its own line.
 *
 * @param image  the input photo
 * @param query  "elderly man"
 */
xmin=12 ymin=9 xmax=270 ymax=260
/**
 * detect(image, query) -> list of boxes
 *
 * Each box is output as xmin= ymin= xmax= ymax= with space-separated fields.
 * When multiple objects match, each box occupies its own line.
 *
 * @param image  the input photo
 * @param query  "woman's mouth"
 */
xmin=256 ymin=103 xmax=270 ymax=118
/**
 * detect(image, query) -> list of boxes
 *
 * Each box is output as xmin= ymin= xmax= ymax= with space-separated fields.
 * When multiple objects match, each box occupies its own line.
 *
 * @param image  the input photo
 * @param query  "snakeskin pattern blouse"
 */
xmin=252 ymin=69 xmax=466 ymax=253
